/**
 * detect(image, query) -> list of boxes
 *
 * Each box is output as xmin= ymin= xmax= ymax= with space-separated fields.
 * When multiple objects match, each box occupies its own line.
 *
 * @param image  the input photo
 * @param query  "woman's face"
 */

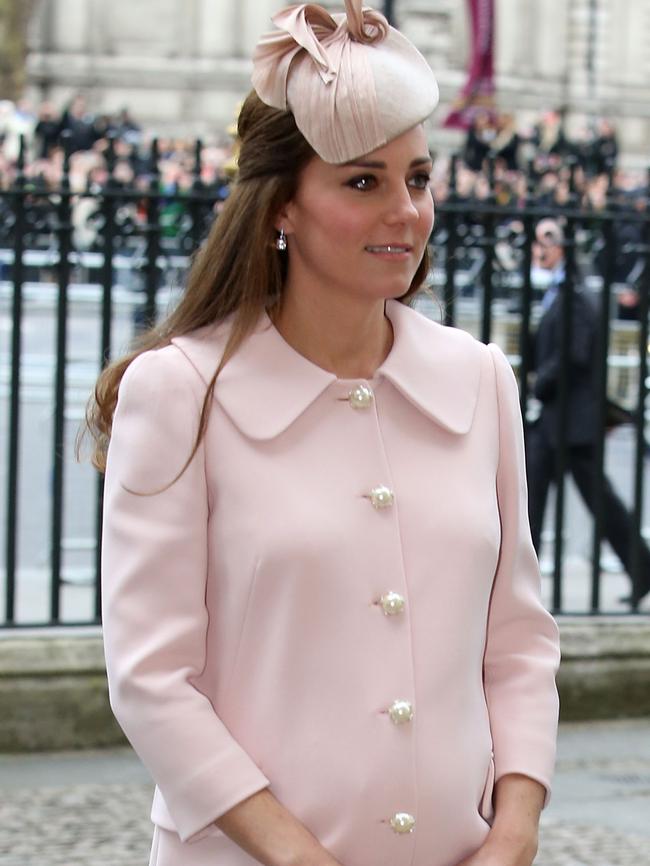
xmin=280 ymin=124 xmax=434 ymax=305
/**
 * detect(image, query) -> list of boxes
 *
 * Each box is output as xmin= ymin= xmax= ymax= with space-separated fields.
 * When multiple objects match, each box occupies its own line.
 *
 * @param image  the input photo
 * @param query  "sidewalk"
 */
xmin=0 ymin=719 xmax=648 ymax=865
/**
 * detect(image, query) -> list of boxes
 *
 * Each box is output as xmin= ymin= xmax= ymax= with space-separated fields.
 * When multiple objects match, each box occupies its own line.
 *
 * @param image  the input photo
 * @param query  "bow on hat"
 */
xmin=252 ymin=0 xmax=389 ymax=113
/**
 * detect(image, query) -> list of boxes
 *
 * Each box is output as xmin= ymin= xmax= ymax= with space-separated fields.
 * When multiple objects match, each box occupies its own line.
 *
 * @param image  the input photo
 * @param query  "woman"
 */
xmin=92 ymin=3 xmax=560 ymax=865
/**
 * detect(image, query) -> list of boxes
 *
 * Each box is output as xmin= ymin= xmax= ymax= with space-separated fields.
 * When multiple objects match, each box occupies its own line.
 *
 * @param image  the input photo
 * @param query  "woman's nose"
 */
xmin=384 ymin=185 xmax=419 ymax=223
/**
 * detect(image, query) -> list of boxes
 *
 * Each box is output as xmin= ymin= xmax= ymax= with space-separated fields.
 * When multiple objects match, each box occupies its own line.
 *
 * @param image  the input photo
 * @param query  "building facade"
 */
xmin=24 ymin=0 xmax=650 ymax=164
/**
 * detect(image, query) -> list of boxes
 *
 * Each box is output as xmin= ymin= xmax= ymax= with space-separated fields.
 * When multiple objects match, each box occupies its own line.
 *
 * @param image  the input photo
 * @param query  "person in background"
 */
xmin=591 ymin=118 xmax=618 ymax=177
xmin=462 ymin=109 xmax=495 ymax=172
xmin=33 ymin=101 xmax=61 ymax=159
xmin=0 ymin=99 xmax=36 ymax=162
xmin=491 ymin=112 xmax=520 ymax=172
xmin=531 ymin=109 xmax=571 ymax=167
xmin=526 ymin=219 xmax=650 ymax=609
xmin=58 ymin=94 xmax=100 ymax=154
xmin=113 ymin=106 xmax=142 ymax=147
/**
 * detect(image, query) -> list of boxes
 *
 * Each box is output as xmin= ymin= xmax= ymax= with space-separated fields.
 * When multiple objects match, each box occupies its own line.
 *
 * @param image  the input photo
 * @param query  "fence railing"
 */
xmin=1 ymin=141 xmax=650 ymax=626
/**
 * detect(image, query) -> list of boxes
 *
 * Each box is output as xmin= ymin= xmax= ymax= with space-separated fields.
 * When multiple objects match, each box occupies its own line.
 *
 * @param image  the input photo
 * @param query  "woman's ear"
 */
xmin=275 ymin=201 xmax=296 ymax=235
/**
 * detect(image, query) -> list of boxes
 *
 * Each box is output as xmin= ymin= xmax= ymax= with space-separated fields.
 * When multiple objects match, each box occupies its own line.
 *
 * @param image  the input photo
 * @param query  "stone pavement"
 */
xmin=0 ymin=719 xmax=648 ymax=866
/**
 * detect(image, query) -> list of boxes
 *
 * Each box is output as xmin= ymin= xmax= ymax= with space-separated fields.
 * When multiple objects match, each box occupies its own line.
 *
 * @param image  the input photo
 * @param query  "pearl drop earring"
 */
xmin=276 ymin=228 xmax=287 ymax=251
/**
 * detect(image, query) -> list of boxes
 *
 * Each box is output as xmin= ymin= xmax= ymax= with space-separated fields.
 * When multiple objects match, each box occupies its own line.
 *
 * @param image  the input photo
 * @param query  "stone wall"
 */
xmin=22 ymin=0 xmax=650 ymax=162
xmin=1 ymin=620 xmax=649 ymax=752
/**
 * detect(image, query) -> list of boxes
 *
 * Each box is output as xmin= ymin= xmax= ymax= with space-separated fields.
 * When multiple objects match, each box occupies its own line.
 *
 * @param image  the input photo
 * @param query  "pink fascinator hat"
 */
xmin=252 ymin=0 xmax=439 ymax=164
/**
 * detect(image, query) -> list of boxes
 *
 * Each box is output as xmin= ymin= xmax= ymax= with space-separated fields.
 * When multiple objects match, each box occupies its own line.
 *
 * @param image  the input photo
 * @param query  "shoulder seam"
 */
xmin=166 ymin=342 xmax=211 ymax=391
xmin=123 ymin=344 xmax=209 ymax=411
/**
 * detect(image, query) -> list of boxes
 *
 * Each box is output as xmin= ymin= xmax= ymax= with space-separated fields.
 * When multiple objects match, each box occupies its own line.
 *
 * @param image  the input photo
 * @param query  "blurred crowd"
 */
xmin=0 ymin=95 xmax=233 ymax=197
xmin=431 ymin=108 xmax=647 ymax=212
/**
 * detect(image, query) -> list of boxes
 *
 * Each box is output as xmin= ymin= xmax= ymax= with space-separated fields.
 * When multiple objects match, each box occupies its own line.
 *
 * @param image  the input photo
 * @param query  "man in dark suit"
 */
xmin=526 ymin=219 xmax=650 ymax=609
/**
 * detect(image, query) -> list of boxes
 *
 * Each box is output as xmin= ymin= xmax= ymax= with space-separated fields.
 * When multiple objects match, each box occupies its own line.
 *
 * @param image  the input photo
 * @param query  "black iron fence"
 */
xmin=1 ymin=140 xmax=650 ymax=626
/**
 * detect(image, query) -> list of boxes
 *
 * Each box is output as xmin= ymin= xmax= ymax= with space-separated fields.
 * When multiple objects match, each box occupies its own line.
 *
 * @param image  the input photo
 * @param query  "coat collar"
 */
xmin=172 ymin=299 xmax=483 ymax=440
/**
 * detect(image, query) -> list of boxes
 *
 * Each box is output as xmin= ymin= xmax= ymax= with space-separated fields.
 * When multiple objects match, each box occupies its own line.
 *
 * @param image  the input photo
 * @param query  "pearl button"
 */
xmin=380 ymin=591 xmax=405 ymax=616
xmin=388 ymin=699 xmax=414 ymax=725
xmin=348 ymin=384 xmax=374 ymax=409
xmin=390 ymin=812 xmax=415 ymax=834
xmin=369 ymin=485 xmax=394 ymax=509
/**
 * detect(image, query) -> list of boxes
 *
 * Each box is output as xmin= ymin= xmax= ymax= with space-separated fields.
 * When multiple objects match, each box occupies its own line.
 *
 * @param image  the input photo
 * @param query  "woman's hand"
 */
xmin=456 ymin=773 xmax=545 ymax=866
xmin=215 ymin=788 xmax=344 ymax=866
xmin=454 ymin=826 xmax=538 ymax=866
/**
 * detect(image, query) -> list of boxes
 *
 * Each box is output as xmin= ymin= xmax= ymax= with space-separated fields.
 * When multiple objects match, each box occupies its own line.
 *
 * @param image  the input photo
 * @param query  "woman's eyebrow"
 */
xmin=411 ymin=156 xmax=434 ymax=168
xmin=339 ymin=156 xmax=433 ymax=169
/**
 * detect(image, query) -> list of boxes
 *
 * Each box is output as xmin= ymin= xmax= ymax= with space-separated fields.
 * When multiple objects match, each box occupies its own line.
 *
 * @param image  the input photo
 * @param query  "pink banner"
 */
xmin=444 ymin=0 xmax=495 ymax=129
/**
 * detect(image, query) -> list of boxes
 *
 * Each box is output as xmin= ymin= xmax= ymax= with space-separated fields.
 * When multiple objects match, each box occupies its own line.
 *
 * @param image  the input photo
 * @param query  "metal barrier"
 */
xmin=1 ymin=141 xmax=649 ymax=625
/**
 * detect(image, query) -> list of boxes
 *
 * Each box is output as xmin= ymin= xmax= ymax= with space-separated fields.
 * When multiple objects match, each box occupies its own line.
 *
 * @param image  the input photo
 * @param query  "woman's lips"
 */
xmin=365 ymin=244 xmax=413 ymax=260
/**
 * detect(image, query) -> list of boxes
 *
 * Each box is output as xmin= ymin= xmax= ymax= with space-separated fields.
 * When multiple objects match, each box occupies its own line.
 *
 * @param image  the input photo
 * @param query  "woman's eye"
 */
xmin=346 ymin=175 xmax=377 ymax=191
xmin=409 ymin=172 xmax=432 ymax=190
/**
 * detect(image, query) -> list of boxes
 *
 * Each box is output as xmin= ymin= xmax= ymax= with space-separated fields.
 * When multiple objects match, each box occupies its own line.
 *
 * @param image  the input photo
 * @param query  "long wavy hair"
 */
xmin=83 ymin=90 xmax=431 ymax=472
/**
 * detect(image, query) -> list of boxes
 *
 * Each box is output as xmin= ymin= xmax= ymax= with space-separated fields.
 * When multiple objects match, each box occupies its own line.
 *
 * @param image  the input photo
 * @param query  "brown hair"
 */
xmin=83 ymin=90 xmax=431 ymax=472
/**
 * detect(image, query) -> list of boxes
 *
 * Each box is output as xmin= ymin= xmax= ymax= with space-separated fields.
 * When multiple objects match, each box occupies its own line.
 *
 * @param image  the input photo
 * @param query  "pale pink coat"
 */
xmin=101 ymin=299 xmax=560 ymax=866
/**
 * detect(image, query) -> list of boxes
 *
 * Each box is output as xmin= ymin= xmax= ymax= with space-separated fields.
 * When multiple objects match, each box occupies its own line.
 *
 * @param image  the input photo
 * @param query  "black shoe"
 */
xmin=619 ymin=590 xmax=650 ymax=610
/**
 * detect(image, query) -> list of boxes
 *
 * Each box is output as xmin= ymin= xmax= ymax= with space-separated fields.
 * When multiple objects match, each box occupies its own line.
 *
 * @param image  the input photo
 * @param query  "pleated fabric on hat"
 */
xmin=251 ymin=0 xmax=439 ymax=164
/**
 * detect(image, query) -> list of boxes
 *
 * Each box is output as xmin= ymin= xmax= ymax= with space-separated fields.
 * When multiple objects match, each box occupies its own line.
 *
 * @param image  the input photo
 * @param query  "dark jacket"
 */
xmin=533 ymin=285 xmax=600 ymax=446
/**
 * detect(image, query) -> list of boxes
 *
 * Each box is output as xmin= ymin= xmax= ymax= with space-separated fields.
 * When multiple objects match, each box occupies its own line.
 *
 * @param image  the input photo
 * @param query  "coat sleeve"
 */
xmin=101 ymin=347 xmax=270 ymax=843
xmin=485 ymin=344 xmax=561 ymax=804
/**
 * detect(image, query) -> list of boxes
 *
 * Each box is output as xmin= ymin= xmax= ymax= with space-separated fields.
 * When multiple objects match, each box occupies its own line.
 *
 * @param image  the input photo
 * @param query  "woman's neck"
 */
xmin=271 ymin=292 xmax=394 ymax=380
